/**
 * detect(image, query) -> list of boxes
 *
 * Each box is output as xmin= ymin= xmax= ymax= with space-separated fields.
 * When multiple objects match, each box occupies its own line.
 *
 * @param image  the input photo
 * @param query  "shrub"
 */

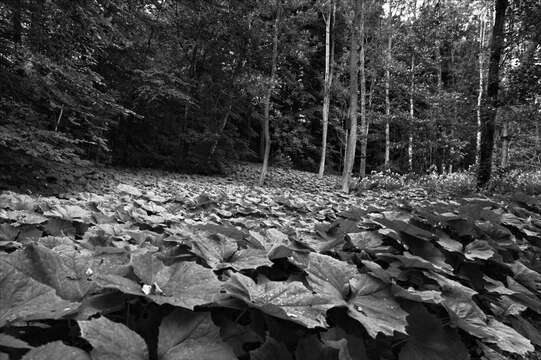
xmin=355 ymin=171 xmax=407 ymax=192
xmin=489 ymin=169 xmax=541 ymax=195
xmin=417 ymin=171 xmax=476 ymax=196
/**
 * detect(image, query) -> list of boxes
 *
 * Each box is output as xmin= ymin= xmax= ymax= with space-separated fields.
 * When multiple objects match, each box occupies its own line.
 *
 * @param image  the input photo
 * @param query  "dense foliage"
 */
xmin=0 ymin=0 xmax=539 ymax=176
xmin=1 ymin=166 xmax=541 ymax=359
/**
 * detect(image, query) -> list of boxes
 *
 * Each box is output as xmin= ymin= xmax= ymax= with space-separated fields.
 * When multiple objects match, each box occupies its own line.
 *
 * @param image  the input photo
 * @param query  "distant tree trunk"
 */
xmin=358 ymin=2 xmax=368 ymax=178
xmin=500 ymin=115 xmax=509 ymax=169
xmin=259 ymin=1 xmax=281 ymax=186
xmin=384 ymin=0 xmax=392 ymax=170
xmin=477 ymin=0 xmax=508 ymax=188
xmin=408 ymin=54 xmax=414 ymax=173
xmin=208 ymin=103 xmax=233 ymax=160
xmin=341 ymin=0 xmax=360 ymax=192
xmin=318 ymin=0 xmax=335 ymax=179
xmin=476 ymin=12 xmax=487 ymax=165
xmin=408 ymin=1 xmax=416 ymax=173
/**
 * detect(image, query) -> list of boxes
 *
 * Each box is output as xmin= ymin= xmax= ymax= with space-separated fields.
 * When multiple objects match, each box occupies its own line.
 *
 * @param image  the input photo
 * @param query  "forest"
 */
xmin=0 ymin=0 xmax=539 ymax=187
xmin=1 ymin=0 xmax=541 ymax=359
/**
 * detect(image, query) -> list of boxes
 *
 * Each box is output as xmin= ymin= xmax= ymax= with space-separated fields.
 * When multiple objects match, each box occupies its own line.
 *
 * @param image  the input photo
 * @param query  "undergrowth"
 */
xmin=355 ymin=169 xmax=541 ymax=196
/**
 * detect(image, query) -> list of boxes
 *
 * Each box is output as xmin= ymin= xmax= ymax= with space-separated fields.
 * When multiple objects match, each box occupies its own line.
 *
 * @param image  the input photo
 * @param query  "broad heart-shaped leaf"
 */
xmin=43 ymin=203 xmax=93 ymax=223
xmin=398 ymin=303 xmax=469 ymax=360
xmin=6 ymin=244 xmax=94 ymax=301
xmin=158 ymin=309 xmax=236 ymax=360
xmin=304 ymin=253 xmax=407 ymax=337
xmin=374 ymin=216 xmax=438 ymax=242
xmin=78 ymin=317 xmax=148 ymax=360
xmin=347 ymin=275 xmax=408 ymax=338
xmin=510 ymin=261 xmax=541 ymax=293
xmin=0 ymin=192 xmax=36 ymax=211
xmin=21 ymin=341 xmax=89 ymax=360
xmin=223 ymin=273 xmax=329 ymax=329
xmin=97 ymin=256 xmax=221 ymax=310
xmin=464 ymin=240 xmax=494 ymax=260
xmin=425 ymin=272 xmax=533 ymax=355
xmin=188 ymin=232 xmax=272 ymax=270
xmin=250 ymin=337 xmax=293 ymax=360
xmin=506 ymin=276 xmax=541 ymax=314
xmin=0 ymin=259 xmax=79 ymax=327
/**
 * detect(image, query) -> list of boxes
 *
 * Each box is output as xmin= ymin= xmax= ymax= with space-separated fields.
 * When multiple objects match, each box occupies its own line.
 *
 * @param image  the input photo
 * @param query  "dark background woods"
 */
xmin=0 ymin=0 xmax=539 ymax=178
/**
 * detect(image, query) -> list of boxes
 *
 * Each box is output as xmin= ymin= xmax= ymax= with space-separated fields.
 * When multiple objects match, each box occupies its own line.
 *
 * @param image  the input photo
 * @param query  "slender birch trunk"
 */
xmin=384 ymin=0 xmax=392 ymax=170
xmin=408 ymin=1 xmax=417 ymax=173
xmin=358 ymin=1 xmax=368 ymax=178
xmin=318 ymin=0 xmax=335 ymax=178
xmin=408 ymin=54 xmax=414 ymax=173
xmin=476 ymin=12 xmax=487 ymax=165
xmin=259 ymin=1 xmax=281 ymax=186
xmin=341 ymin=0 xmax=361 ymax=192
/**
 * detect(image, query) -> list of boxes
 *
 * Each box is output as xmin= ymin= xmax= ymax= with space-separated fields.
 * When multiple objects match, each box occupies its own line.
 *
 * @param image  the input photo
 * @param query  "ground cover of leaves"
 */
xmin=1 ymin=163 xmax=541 ymax=360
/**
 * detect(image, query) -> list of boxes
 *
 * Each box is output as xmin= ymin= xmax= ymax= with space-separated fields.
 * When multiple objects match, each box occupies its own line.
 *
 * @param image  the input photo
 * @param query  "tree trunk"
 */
xmin=358 ymin=2 xmax=367 ymax=178
xmin=384 ymin=0 xmax=392 ymax=170
xmin=318 ymin=0 xmax=335 ymax=179
xmin=500 ymin=113 xmax=509 ymax=168
xmin=408 ymin=1 xmax=417 ymax=173
xmin=208 ymin=104 xmax=233 ymax=160
xmin=408 ymin=54 xmax=414 ymax=173
xmin=259 ymin=1 xmax=281 ymax=186
xmin=341 ymin=0 xmax=360 ymax=192
xmin=476 ymin=12 xmax=487 ymax=165
xmin=477 ymin=0 xmax=508 ymax=188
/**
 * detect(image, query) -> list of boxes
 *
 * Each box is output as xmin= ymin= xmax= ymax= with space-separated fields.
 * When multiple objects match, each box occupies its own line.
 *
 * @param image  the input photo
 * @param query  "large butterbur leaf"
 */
xmin=158 ymin=309 xmax=236 ymax=360
xmin=78 ymin=317 xmax=148 ymax=360
xmin=426 ymin=272 xmax=534 ymax=355
xmin=223 ymin=273 xmax=329 ymax=328
xmin=304 ymin=253 xmax=407 ymax=337
xmin=188 ymin=231 xmax=272 ymax=270
xmin=0 ymin=260 xmax=79 ymax=327
xmin=5 ymin=244 xmax=94 ymax=301
xmin=97 ymin=255 xmax=221 ymax=309
xmin=399 ymin=304 xmax=469 ymax=360
xmin=21 ymin=341 xmax=89 ymax=360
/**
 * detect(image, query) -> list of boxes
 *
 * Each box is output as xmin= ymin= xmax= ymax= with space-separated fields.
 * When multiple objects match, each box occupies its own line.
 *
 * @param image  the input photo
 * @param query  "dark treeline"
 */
xmin=0 ymin=0 xmax=539 ymax=182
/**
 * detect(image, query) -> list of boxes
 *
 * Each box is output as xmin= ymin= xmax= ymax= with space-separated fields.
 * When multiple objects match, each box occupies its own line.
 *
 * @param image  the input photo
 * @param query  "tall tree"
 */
xmin=259 ymin=0 xmax=282 ymax=186
xmin=318 ymin=0 xmax=335 ymax=179
xmin=408 ymin=0 xmax=417 ymax=173
xmin=341 ymin=0 xmax=361 ymax=192
xmin=476 ymin=9 xmax=488 ymax=165
xmin=384 ymin=0 xmax=392 ymax=170
xmin=358 ymin=0 xmax=368 ymax=178
xmin=477 ymin=0 xmax=508 ymax=187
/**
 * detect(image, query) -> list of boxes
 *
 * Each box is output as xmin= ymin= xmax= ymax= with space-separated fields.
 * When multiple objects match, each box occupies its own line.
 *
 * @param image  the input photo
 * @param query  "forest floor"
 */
xmin=1 ymin=161 xmax=541 ymax=359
